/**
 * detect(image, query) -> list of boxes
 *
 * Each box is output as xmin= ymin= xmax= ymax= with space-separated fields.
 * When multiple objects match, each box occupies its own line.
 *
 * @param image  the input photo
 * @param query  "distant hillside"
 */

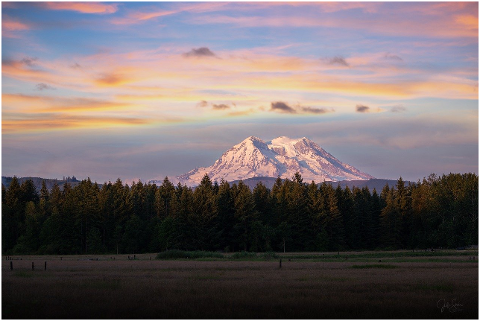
xmin=230 ymin=177 xmax=407 ymax=192
xmin=2 ymin=176 xmax=83 ymax=191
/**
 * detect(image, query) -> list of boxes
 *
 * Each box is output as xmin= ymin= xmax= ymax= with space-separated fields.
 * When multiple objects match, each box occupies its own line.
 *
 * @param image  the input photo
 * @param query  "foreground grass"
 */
xmin=2 ymin=252 xmax=478 ymax=318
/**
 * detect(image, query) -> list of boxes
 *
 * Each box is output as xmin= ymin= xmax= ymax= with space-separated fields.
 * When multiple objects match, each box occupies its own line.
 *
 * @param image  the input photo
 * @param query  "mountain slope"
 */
xmin=176 ymin=136 xmax=374 ymax=186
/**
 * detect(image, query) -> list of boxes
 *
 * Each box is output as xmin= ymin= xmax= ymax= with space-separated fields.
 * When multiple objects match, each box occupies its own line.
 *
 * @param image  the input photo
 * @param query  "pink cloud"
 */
xmin=2 ymin=15 xmax=31 ymax=38
xmin=42 ymin=2 xmax=118 ymax=14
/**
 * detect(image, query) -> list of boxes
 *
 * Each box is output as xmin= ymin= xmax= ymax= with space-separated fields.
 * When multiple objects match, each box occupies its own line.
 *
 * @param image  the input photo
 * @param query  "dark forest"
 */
xmin=2 ymin=173 xmax=477 ymax=255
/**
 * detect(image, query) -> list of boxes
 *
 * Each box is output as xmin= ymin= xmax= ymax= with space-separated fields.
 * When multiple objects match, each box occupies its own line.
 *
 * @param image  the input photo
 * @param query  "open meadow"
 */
xmin=2 ymin=251 xmax=478 ymax=319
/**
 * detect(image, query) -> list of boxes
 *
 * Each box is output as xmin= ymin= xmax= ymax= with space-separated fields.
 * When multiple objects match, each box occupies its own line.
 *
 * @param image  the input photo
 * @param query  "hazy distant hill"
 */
xmin=230 ymin=177 xmax=406 ymax=192
xmin=2 ymin=176 xmax=82 ymax=191
xmin=2 ymin=175 xmax=406 ymax=193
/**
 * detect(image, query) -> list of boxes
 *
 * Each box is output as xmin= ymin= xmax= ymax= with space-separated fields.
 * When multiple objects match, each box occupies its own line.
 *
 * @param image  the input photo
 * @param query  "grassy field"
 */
xmin=2 ymin=250 xmax=478 ymax=318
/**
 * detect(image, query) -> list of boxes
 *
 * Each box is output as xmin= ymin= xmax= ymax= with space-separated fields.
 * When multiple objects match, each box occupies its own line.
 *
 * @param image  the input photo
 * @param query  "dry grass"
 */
xmin=2 ymin=253 xmax=478 ymax=318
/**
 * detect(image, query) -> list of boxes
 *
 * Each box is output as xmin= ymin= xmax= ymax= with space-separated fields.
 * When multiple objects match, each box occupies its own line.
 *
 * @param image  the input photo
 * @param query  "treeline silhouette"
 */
xmin=2 ymin=172 xmax=477 ymax=255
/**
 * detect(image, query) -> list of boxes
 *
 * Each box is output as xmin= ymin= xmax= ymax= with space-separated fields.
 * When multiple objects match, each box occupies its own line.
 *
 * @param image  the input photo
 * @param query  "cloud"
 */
xmin=21 ymin=57 xmax=38 ymax=67
xmin=94 ymin=73 xmax=128 ymax=87
xmin=36 ymin=83 xmax=56 ymax=91
xmin=71 ymin=62 xmax=82 ymax=69
xmin=391 ymin=105 xmax=407 ymax=113
xmin=2 ymin=93 xmax=131 ymax=113
xmin=326 ymin=56 xmax=349 ymax=67
xmin=301 ymin=106 xmax=328 ymax=114
xmin=197 ymin=100 xmax=234 ymax=110
xmin=110 ymin=3 xmax=227 ymax=25
xmin=270 ymin=102 xmax=332 ymax=115
xmin=183 ymin=47 xmax=216 ymax=58
xmin=196 ymin=100 xmax=209 ymax=108
xmin=384 ymin=52 xmax=403 ymax=61
xmin=42 ymin=2 xmax=118 ymax=14
xmin=2 ymin=114 xmax=151 ymax=133
xmin=212 ymin=103 xmax=230 ymax=110
xmin=356 ymin=104 xmax=370 ymax=113
xmin=2 ymin=15 xmax=31 ymax=38
xmin=190 ymin=2 xmax=478 ymax=38
xmin=270 ymin=101 xmax=297 ymax=114
xmin=110 ymin=9 xmax=177 ymax=25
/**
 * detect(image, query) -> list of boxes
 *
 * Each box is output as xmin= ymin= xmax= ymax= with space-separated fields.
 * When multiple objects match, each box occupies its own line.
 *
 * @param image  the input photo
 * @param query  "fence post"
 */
xmin=32 ymin=262 xmax=34 ymax=271
xmin=279 ymin=258 xmax=282 ymax=269
xmin=45 ymin=261 xmax=47 ymax=271
xmin=10 ymin=261 xmax=13 ymax=271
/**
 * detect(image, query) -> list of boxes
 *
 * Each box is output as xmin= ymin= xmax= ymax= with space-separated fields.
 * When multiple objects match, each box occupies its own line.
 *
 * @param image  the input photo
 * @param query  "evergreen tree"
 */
xmin=216 ymin=180 xmax=235 ymax=251
xmin=233 ymin=181 xmax=256 ymax=251
xmin=194 ymin=174 xmax=218 ymax=250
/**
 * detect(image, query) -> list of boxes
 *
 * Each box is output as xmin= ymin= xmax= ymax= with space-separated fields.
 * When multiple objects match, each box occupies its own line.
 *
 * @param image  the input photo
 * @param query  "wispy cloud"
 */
xmin=384 ymin=52 xmax=403 ymax=62
xmin=2 ymin=15 xmax=31 ymax=38
xmin=191 ymin=2 xmax=478 ymax=39
xmin=301 ymin=106 xmax=329 ymax=114
xmin=42 ymin=2 xmax=118 ymax=14
xmin=2 ymin=93 xmax=131 ymax=113
xmin=110 ymin=8 xmax=176 ymax=25
xmin=36 ymin=83 xmax=56 ymax=91
xmin=110 ymin=2 xmax=227 ymax=25
xmin=2 ymin=114 xmax=151 ymax=133
xmin=391 ymin=105 xmax=407 ymax=113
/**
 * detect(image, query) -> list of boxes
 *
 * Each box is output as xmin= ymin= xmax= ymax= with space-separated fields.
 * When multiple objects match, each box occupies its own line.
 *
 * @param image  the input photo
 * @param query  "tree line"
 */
xmin=2 ymin=172 xmax=477 ymax=255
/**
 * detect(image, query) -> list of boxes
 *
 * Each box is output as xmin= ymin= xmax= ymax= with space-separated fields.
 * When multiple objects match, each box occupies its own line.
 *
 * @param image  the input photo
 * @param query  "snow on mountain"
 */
xmin=175 ymin=136 xmax=374 ymax=187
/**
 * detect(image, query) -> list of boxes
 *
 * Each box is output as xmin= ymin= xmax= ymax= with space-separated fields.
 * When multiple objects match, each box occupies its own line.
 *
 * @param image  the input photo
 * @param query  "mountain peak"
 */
xmin=176 ymin=136 xmax=374 ymax=186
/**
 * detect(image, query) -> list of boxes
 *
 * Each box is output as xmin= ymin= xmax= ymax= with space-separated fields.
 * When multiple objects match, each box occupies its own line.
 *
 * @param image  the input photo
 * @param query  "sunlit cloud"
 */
xmin=2 ymin=114 xmax=151 ymax=134
xmin=110 ymin=8 xmax=177 ymax=25
xmin=2 ymin=15 xmax=30 ymax=38
xmin=110 ymin=2 xmax=228 ymax=25
xmin=191 ymin=2 xmax=478 ymax=39
xmin=42 ymin=2 xmax=118 ymax=14
xmin=2 ymin=93 xmax=132 ymax=113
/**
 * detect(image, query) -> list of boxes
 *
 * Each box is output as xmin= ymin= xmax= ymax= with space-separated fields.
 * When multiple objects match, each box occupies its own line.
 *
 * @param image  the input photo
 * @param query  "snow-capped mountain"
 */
xmin=175 ymin=136 xmax=374 ymax=187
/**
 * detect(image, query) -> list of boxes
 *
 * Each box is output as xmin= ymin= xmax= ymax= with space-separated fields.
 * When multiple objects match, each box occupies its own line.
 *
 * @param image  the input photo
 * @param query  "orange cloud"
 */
xmin=2 ymin=114 xmax=151 ymax=134
xmin=42 ymin=2 xmax=117 ymax=14
xmin=455 ymin=14 xmax=479 ymax=30
xmin=2 ymin=93 xmax=132 ymax=113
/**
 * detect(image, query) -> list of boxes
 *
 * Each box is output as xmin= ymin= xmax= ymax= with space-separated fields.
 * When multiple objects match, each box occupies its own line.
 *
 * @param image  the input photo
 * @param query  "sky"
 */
xmin=2 ymin=1 xmax=478 ymax=184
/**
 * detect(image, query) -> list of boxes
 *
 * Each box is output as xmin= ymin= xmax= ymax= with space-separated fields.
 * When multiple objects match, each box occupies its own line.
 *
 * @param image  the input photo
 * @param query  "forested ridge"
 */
xmin=2 ymin=172 xmax=477 ymax=255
